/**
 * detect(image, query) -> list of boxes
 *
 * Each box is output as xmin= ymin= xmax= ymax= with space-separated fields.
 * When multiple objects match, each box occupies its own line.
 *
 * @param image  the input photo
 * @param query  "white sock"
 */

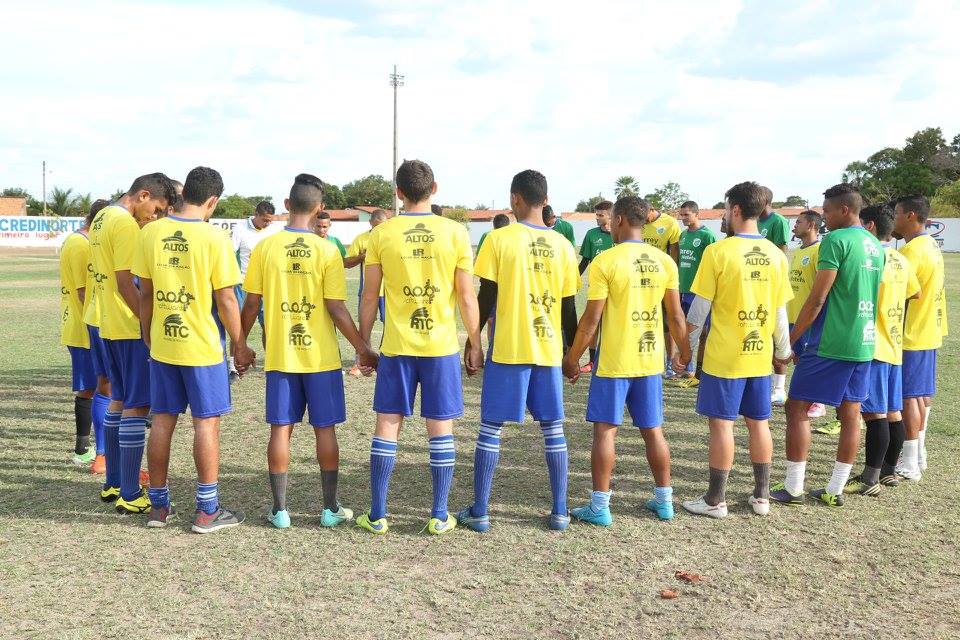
xmin=898 ymin=439 xmax=920 ymax=473
xmin=825 ymin=461 xmax=853 ymax=496
xmin=918 ymin=427 xmax=928 ymax=469
xmin=784 ymin=460 xmax=806 ymax=495
xmin=772 ymin=374 xmax=786 ymax=393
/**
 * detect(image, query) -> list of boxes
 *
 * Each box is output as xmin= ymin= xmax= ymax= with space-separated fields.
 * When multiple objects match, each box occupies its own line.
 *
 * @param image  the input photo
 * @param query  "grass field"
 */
xmin=1 ymin=248 xmax=958 ymax=639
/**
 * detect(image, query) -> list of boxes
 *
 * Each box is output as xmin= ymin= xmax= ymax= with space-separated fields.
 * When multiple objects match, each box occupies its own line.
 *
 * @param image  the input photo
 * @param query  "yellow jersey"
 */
xmin=899 ymin=234 xmax=946 ymax=350
xmin=642 ymin=214 xmax=683 ymax=253
xmin=132 ymin=216 xmax=240 ymax=366
xmin=243 ymin=228 xmax=347 ymax=373
xmin=366 ymin=213 xmax=473 ymax=357
xmin=873 ymin=247 xmax=921 ymax=365
xmin=59 ymin=231 xmax=91 ymax=348
xmin=588 ymin=241 xmax=679 ymax=377
xmin=88 ymin=205 xmax=142 ymax=340
xmin=475 ymin=222 xmax=580 ymax=366
xmin=691 ymin=235 xmax=793 ymax=378
xmin=787 ymin=242 xmax=820 ymax=323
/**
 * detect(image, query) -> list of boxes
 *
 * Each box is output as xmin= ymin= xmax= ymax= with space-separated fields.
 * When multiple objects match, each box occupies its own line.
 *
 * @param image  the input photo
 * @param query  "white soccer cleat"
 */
xmin=807 ymin=402 xmax=826 ymax=418
xmin=771 ymin=389 xmax=787 ymax=407
xmin=748 ymin=496 xmax=770 ymax=516
xmin=681 ymin=497 xmax=728 ymax=519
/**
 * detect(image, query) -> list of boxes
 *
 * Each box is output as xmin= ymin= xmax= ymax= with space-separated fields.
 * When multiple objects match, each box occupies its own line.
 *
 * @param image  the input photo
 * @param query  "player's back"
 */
xmin=900 ymin=234 xmax=946 ymax=349
xmin=59 ymin=231 xmax=91 ymax=348
xmin=873 ymin=247 xmax=920 ymax=365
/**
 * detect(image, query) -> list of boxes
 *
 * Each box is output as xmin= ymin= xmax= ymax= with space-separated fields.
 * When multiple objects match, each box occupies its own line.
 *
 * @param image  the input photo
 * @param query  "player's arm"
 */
xmin=773 ymin=307 xmax=793 ymax=364
xmin=343 ymin=253 xmax=364 ymax=269
xmin=476 ymin=277 xmax=497 ymax=330
xmin=664 ymin=288 xmax=690 ymax=371
xmin=669 ymin=243 xmax=679 ymax=264
xmin=138 ymin=277 xmax=153 ymax=349
xmin=578 ymin=256 xmax=591 ymax=275
xmin=359 ymin=263 xmax=383 ymax=344
xmin=561 ymin=295 xmax=577 ymax=349
xmin=562 ymin=299 xmax=605 ymax=382
xmin=76 ymin=285 xmax=86 ymax=305
xmin=326 ymin=298 xmax=377 ymax=374
xmin=240 ymin=292 xmax=262 ymax=339
xmin=790 ymin=268 xmax=837 ymax=344
xmin=115 ymin=270 xmax=141 ymax=319
xmin=455 ymin=268 xmax=483 ymax=375
xmin=216 ymin=286 xmax=254 ymax=375
xmin=685 ymin=295 xmax=712 ymax=361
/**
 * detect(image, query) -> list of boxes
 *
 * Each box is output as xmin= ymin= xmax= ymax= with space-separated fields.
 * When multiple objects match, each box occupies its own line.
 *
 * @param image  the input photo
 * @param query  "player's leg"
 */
xmin=683 ymin=373 xmax=741 ymax=518
xmin=898 ymin=397 xmax=924 ymax=480
xmin=881 ymin=409 xmax=905 ymax=486
xmin=263 ymin=371 xmax=306 ymax=528
xmin=771 ymin=361 xmax=787 ymax=407
xmin=107 ymin=338 xmax=152 ymax=512
xmin=420 ymin=354 xmax=463 ymax=535
xmin=739 ymin=375 xmax=774 ymax=515
xmin=847 ymin=361 xmax=889 ymax=496
xmin=305 ymin=370 xmax=351 ymax=527
xmin=919 ymin=395 xmax=931 ymax=471
xmin=68 ymin=345 xmax=96 ymax=464
xmin=529 ymin=365 xmax=569 ymax=530
xmin=143 ymin=359 xmax=188 ymax=525
xmin=572 ymin=374 xmax=625 ymax=526
xmin=898 ymin=349 xmax=934 ymax=479
xmin=631 ymin=374 xmax=674 ymax=520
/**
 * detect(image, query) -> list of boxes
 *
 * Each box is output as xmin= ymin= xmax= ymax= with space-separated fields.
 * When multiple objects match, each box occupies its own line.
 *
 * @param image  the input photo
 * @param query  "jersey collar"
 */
xmin=167 ymin=215 xmax=200 ymax=223
xmin=520 ymin=221 xmax=547 ymax=230
xmin=400 ymin=212 xmax=432 ymax=216
xmin=285 ymin=226 xmax=312 ymax=232
xmin=736 ymin=233 xmax=762 ymax=239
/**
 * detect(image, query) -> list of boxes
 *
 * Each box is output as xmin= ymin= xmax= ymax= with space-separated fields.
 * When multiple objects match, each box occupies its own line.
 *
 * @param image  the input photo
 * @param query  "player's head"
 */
xmin=793 ymin=209 xmax=822 ymax=240
xmin=181 ymin=166 xmax=224 ymax=220
xmin=542 ymin=204 xmax=556 ymax=226
xmin=315 ymin=210 xmax=332 ymax=238
xmin=859 ymin=203 xmax=895 ymax=241
xmin=285 ymin=173 xmax=324 ymax=217
xmin=431 ymin=204 xmax=443 ymax=216
xmin=84 ymin=199 xmax=110 ymax=227
xmin=396 ymin=159 xmax=436 ymax=205
xmin=125 ymin=172 xmax=177 ymax=227
xmin=761 ymin=186 xmax=774 ymax=211
xmin=493 ymin=213 xmax=510 ymax=229
xmin=678 ymin=200 xmax=699 ymax=228
xmin=509 ymin=169 xmax=548 ymax=216
xmin=611 ymin=196 xmax=650 ymax=243
xmin=821 ymin=183 xmax=862 ymax=231
xmin=369 ymin=208 xmax=388 ymax=228
xmin=253 ymin=200 xmax=276 ymax=227
xmin=593 ymin=199 xmax=613 ymax=232
xmin=724 ymin=181 xmax=766 ymax=227
xmin=893 ymin=195 xmax=930 ymax=239
xmin=164 ymin=179 xmax=184 ymax=217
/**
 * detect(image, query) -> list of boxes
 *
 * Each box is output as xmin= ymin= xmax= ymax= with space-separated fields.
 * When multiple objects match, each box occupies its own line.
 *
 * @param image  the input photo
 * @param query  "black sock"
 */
xmin=588 ymin=348 xmax=597 ymax=365
xmin=705 ymin=467 xmax=729 ymax=506
xmin=883 ymin=419 xmax=906 ymax=475
xmin=752 ymin=462 xmax=770 ymax=500
xmin=74 ymin=396 xmax=92 ymax=454
xmin=321 ymin=469 xmax=339 ymax=511
xmin=269 ymin=472 xmax=288 ymax=514
xmin=864 ymin=418 xmax=889 ymax=479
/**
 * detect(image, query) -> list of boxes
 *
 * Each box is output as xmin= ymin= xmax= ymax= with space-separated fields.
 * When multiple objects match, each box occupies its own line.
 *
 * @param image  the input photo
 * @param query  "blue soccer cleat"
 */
xmin=571 ymin=504 xmax=613 ymax=527
xmin=455 ymin=506 xmax=490 ymax=533
xmin=548 ymin=512 xmax=571 ymax=531
xmin=264 ymin=509 xmax=291 ymax=529
xmin=645 ymin=498 xmax=675 ymax=521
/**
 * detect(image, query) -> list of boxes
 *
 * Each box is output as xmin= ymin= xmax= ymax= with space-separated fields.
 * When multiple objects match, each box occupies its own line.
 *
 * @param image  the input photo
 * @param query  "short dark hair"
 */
xmin=287 ymin=174 xmax=324 ymax=214
xmin=594 ymin=200 xmax=613 ymax=212
xmin=86 ymin=199 xmax=110 ymax=225
xmin=255 ymin=200 xmax=275 ymax=216
xmin=431 ymin=204 xmax=443 ymax=216
xmin=760 ymin=186 xmax=774 ymax=207
xmin=679 ymin=200 xmax=699 ymax=212
xmin=799 ymin=209 xmax=823 ymax=227
xmin=370 ymin=209 xmax=387 ymax=223
xmin=541 ymin=204 xmax=556 ymax=224
xmin=510 ymin=169 xmax=548 ymax=206
xmin=613 ymin=196 xmax=651 ymax=227
xmin=725 ymin=181 xmax=766 ymax=220
xmin=317 ymin=211 xmax=331 ymax=220
xmin=182 ymin=167 xmax=224 ymax=206
xmin=895 ymin=195 xmax=930 ymax=223
xmin=859 ymin=203 xmax=895 ymax=239
xmin=396 ymin=159 xmax=435 ymax=203
xmin=127 ymin=172 xmax=177 ymax=205
xmin=493 ymin=213 xmax=510 ymax=229
xmin=169 ymin=179 xmax=184 ymax=213
xmin=823 ymin=183 xmax=863 ymax=215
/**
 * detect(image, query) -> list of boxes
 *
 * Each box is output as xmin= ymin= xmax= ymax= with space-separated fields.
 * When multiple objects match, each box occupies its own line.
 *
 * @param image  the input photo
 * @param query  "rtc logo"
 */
xmin=403 ymin=223 xmax=435 ymax=243
xmin=162 ymin=230 xmax=189 ymax=253
xmin=163 ymin=314 xmax=189 ymax=339
xmin=532 ymin=315 xmax=554 ymax=339
xmin=288 ymin=323 xmax=312 ymax=346
xmin=638 ymin=330 xmax=658 ymax=353
xmin=409 ymin=307 xmax=434 ymax=331
xmin=741 ymin=329 xmax=764 ymax=353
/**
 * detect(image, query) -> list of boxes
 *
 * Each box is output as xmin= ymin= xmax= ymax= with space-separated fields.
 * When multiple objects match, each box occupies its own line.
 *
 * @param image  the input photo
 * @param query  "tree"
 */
xmin=711 ymin=201 xmax=725 ymax=209
xmin=111 ymin=189 xmax=126 ymax=200
xmin=644 ymin=182 xmax=689 ymax=211
xmin=2 ymin=187 xmax=30 ymax=198
xmin=575 ymin=195 xmax=605 ymax=212
xmin=214 ymin=194 xmax=273 ymax=219
xmin=443 ymin=207 xmax=470 ymax=226
xmin=47 ymin=187 xmax=77 ymax=217
xmin=74 ymin=193 xmax=93 ymax=218
xmin=784 ymin=195 xmax=807 ymax=207
xmin=903 ymin=127 xmax=946 ymax=165
xmin=614 ymin=176 xmax=638 ymax=199
xmin=342 ymin=175 xmax=393 ymax=209
xmin=323 ymin=183 xmax=347 ymax=209
xmin=932 ymin=179 xmax=960 ymax=218
xmin=473 ymin=203 xmax=490 ymax=211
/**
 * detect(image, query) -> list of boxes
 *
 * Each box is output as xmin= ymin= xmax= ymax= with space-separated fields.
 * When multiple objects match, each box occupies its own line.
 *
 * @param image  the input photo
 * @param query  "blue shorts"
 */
xmin=235 ymin=285 xmax=264 ymax=326
xmin=788 ymin=323 xmax=810 ymax=357
xmin=861 ymin=361 xmax=903 ymax=414
xmin=696 ymin=372 xmax=771 ymax=420
xmin=68 ymin=346 xmax=96 ymax=392
xmin=103 ymin=338 xmax=151 ymax=409
xmin=586 ymin=374 xmax=663 ymax=428
xmin=266 ymin=370 xmax=346 ymax=427
xmin=87 ymin=325 xmax=110 ymax=379
xmin=150 ymin=359 xmax=231 ymax=418
xmin=480 ymin=361 xmax=564 ymax=424
xmin=374 ymin=354 xmax=463 ymax=419
xmin=788 ymin=351 xmax=871 ymax=407
xmin=902 ymin=349 xmax=937 ymax=398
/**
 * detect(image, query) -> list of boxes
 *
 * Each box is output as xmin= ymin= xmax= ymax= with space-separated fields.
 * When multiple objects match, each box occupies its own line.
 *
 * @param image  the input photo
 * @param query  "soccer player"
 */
xmin=578 ymin=200 xmax=614 ymax=372
xmin=562 ymin=196 xmax=690 ymax=525
xmin=676 ymin=200 xmax=717 ymax=383
xmin=681 ymin=181 xmax=793 ymax=519
xmin=242 ymin=174 xmax=378 ymax=529
xmin=230 ymin=201 xmax=278 ymax=364
xmin=543 ymin=205 xmax=575 ymax=246
xmin=134 ymin=166 xmax=253 ymax=532
xmin=456 ymin=169 xmax=580 ymax=532
xmin=88 ymin=173 xmax=176 ymax=513
xmin=314 ymin=210 xmax=346 ymax=258
xmin=356 ymin=159 xmax=481 ymax=536
xmin=893 ymin=195 xmax=947 ymax=480
xmin=477 ymin=213 xmax=511 ymax=254
xmin=771 ymin=184 xmax=883 ymax=507
xmin=843 ymin=203 xmax=919 ymax=495
xmin=345 ymin=208 xmax=388 ymax=376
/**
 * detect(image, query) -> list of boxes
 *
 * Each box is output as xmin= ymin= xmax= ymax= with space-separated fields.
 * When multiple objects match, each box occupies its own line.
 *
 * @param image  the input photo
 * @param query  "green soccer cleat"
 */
xmin=810 ymin=488 xmax=844 ymax=507
xmin=72 ymin=448 xmax=96 ymax=466
xmin=99 ymin=485 xmax=120 ymax=503
xmin=115 ymin=489 xmax=151 ymax=515
xmin=813 ymin=420 xmax=842 ymax=436
xmin=320 ymin=505 xmax=353 ymax=528
xmin=425 ymin=514 xmax=457 ymax=536
xmin=356 ymin=512 xmax=389 ymax=535
xmin=843 ymin=475 xmax=881 ymax=497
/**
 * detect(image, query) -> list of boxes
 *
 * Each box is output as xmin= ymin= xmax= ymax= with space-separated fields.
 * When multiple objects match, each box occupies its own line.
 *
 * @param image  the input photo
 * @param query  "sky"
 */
xmin=2 ymin=0 xmax=959 ymax=211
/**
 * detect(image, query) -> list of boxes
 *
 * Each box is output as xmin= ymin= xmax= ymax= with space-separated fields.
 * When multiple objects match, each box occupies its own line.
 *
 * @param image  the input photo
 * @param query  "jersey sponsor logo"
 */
xmin=409 ymin=306 xmax=434 ymax=332
xmin=403 ymin=280 xmax=440 ymax=305
xmin=156 ymin=286 xmax=196 ymax=311
xmin=529 ymin=237 xmax=555 ymax=258
xmin=168 ymin=256 xmax=181 ymax=267
xmin=289 ymin=322 xmax=312 ymax=346
xmin=889 ymin=323 xmax=902 ymax=345
xmin=862 ymin=239 xmax=881 ymax=258
xmin=744 ymin=246 xmax=770 ymax=266
xmin=738 ymin=304 xmax=769 ymax=327
xmin=93 ymin=271 xmax=108 ymax=284
xmin=528 ymin=289 xmax=557 ymax=314
xmin=163 ymin=313 xmax=189 ymax=339
xmin=531 ymin=261 xmax=551 ymax=275
xmin=162 ymin=230 xmax=189 ymax=253
xmin=760 ymin=229 xmax=769 ymax=237
xmin=61 ymin=285 xmax=69 ymax=295
xmin=857 ymin=300 xmax=875 ymax=319
xmin=280 ymin=296 xmax=316 ymax=319
xmin=862 ymin=319 xmax=876 ymax=344
xmin=887 ymin=303 xmax=904 ymax=324
xmin=801 ymin=255 xmax=811 ymax=266
xmin=403 ymin=223 xmax=435 ymax=243
xmin=285 ymin=237 xmax=311 ymax=258
xmin=741 ymin=329 xmax=764 ymax=352
xmin=692 ymin=238 xmax=702 ymax=248
xmin=631 ymin=309 xmax=659 ymax=324
xmin=532 ymin=315 xmax=554 ymax=339
xmin=634 ymin=253 xmax=660 ymax=274
xmin=91 ymin=211 xmax=108 ymax=232
xmin=638 ymin=330 xmax=658 ymax=352
xmin=656 ymin=227 xmax=665 ymax=235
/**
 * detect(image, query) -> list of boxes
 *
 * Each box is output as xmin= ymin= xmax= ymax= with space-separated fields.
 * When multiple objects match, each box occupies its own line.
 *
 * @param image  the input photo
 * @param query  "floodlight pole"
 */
xmin=42 ymin=160 xmax=47 ymax=216
xmin=389 ymin=65 xmax=404 ymax=216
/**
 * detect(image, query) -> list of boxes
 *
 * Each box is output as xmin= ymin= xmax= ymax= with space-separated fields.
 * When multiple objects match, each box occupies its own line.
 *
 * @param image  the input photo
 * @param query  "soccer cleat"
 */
xmin=769 ymin=482 xmax=805 ymax=505
xmin=320 ymin=505 xmax=354 ymax=528
xmin=90 ymin=454 xmax=106 ymax=475
xmin=115 ymin=490 xmax=152 ymax=515
xmin=425 ymin=514 xmax=457 ymax=536
xmin=894 ymin=468 xmax=921 ymax=482
xmin=455 ymin=507 xmax=490 ymax=533
xmin=645 ymin=498 xmax=675 ymax=521
xmin=682 ymin=497 xmax=727 ymax=519
xmin=579 ymin=362 xmax=593 ymax=374
xmin=72 ymin=448 xmax=96 ymax=466
xmin=879 ymin=473 xmax=900 ymax=487
xmin=571 ymin=504 xmax=613 ymax=527
xmin=676 ymin=376 xmax=699 ymax=389
xmin=748 ymin=496 xmax=770 ymax=516
xmin=548 ymin=512 xmax=571 ymax=531
xmin=264 ymin=509 xmax=291 ymax=529
xmin=147 ymin=504 xmax=177 ymax=528
xmin=99 ymin=485 xmax=120 ymax=502
xmin=843 ymin=475 xmax=881 ymax=497
xmin=813 ymin=420 xmax=842 ymax=436
xmin=770 ymin=389 xmax=787 ymax=407
xmin=355 ymin=512 xmax=389 ymax=535
xmin=807 ymin=403 xmax=827 ymax=419
xmin=139 ymin=469 xmax=150 ymax=487
xmin=810 ymin=488 xmax=844 ymax=507
xmin=192 ymin=507 xmax=245 ymax=533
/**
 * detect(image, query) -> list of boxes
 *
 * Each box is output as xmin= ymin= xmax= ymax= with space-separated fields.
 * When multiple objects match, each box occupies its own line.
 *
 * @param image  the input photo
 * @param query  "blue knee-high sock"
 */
xmin=196 ymin=481 xmax=218 ymax=514
xmin=370 ymin=437 xmax=397 ymax=521
xmin=148 ymin=485 xmax=170 ymax=509
xmin=540 ymin=420 xmax=568 ymax=516
xmin=92 ymin=393 xmax=109 ymax=455
xmin=118 ymin=415 xmax=147 ymax=500
xmin=103 ymin=410 xmax=122 ymax=489
xmin=471 ymin=421 xmax=503 ymax=517
xmin=429 ymin=434 xmax=455 ymax=520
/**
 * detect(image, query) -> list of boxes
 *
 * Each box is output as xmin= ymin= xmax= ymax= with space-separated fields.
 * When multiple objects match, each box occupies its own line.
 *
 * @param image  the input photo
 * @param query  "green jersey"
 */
xmin=326 ymin=235 xmax=346 ymax=258
xmin=808 ymin=226 xmax=884 ymax=361
xmin=758 ymin=211 xmax=790 ymax=247
xmin=580 ymin=227 xmax=614 ymax=261
xmin=678 ymin=225 xmax=718 ymax=293
xmin=552 ymin=218 xmax=576 ymax=246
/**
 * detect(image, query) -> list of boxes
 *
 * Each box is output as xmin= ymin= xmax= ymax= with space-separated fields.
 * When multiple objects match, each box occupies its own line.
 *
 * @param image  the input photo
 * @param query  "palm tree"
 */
xmin=74 ymin=193 xmax=93 ymax=218
xmin=48 ymin=187 xmax=76 ymax=216
xmin=614 ymin=176 xmax=639 ymax=199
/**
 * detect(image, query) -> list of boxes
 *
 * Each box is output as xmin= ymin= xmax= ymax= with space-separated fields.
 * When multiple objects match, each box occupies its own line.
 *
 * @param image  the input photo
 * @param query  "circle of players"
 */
xmin=58 ymin=161 xmax=947 ymax=533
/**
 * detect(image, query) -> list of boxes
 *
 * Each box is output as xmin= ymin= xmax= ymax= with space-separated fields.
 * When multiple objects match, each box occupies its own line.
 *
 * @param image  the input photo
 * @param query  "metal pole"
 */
xmin=42 ymin=160 xmax=47 ymax=216
xmin=389 ymin=65 xmax=404 ymax=216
